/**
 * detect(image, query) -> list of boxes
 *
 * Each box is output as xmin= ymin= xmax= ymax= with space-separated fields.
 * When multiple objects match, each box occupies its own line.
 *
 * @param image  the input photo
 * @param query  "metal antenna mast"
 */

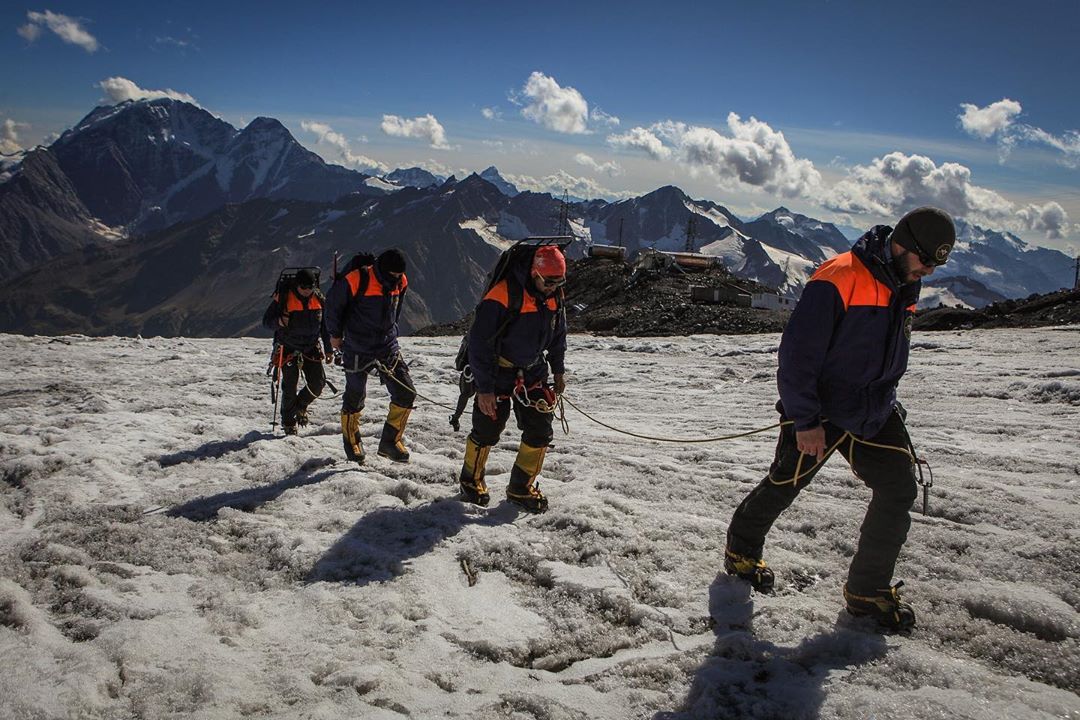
xmin=684 ymin=213 xmax=698 ymax=253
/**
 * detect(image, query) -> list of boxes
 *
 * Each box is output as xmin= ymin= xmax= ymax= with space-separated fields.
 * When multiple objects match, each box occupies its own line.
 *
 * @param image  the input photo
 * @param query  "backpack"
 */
xmin=334 ymin=251 xmax=377 ymax=294
xmin=272 ymin=266 xmax=323 ymax=310
xmin=453 ymin=238 xmax=569 ymax=372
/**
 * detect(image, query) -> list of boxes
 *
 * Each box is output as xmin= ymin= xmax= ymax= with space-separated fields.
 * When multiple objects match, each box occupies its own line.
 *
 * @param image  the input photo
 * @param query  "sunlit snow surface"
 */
xmin=1 ymin=329 xmax=1078 ymax=719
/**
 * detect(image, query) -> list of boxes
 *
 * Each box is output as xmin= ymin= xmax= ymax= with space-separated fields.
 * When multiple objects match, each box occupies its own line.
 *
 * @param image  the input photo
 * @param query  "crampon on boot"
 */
xmin=459 ymin=477 xmax=490 ymax=507
xmin=295 ymin=407 xmax=310 ymax=428
xmin=843 ymin=581 xmax=916 ymax=632
xmin=724 ymin=549 xmax=775 ymax=593
xmin=282 ymin=424 xmax=298 ymax=436
xmin=506 ymin=482 xmax=548 ymax=513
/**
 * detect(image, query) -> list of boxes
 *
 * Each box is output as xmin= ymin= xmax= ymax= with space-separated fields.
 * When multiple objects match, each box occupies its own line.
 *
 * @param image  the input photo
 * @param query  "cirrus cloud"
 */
xmin=381 ymin=114 xmax=450 ymax=150
xmin=97 ymin=77 xmax=198 ymax=105
xmin=18 ymin=10 xmax=98 ymax=53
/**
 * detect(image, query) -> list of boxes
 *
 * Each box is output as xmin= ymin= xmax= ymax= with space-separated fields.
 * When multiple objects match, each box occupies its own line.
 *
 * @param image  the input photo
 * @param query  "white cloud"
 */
xmin=824 ymin=151 xmax=1014 ymax=226
xmin=301 ymin=120 xmax=388 ymax=174
xmin=97 ymin=77 xmax=198 ymax=105
xmin=1 ymin=119 xmax=29 ymax=154
xmin=959 ymin=98 xmax=1080 ymax=168
xmin=1012 ymin=125 xmax=1080 ymax=168
xmin=590 ymin=107 xmax=620 ymax=127
xmin=685 ymin=113 xmax=822 ymax=198
xmin=574 ymin=152 xmax=623 ymax=177
xmin=1016 ymin=201 xmax=1073 ymax=240
xmin=504 ymin=169 xmax=635 ymax=201
xmin=826 ymin=150 xmax=1076 ymax=241
xmin=959 ymin=99 xmax=1022 ymax=140
xmin=608 ymin=114 xmax=820 ymax=198
xmin=381 ymin=114 xmax=450 ymax=149
xmin=16 ymin=23 xmax=41 ymax=42
xmin=606 ymin=127 xmax=671 ymax=160
xmin=19 ymin=10 xmax=98 ymax=52
xmin=481 ymin=107 xmax=501 ymax=121
xmin=519 ymin=72 xmax=590 ymax=134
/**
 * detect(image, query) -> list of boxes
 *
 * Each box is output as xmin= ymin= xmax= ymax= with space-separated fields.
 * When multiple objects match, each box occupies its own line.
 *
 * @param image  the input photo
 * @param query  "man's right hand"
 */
xmin=795 ymin=426 xmax=826 ymax=462
xmin=476 ymin=392 xmax=498 ymax=420
xmin=330 ymin=336 xmax=342 ymax=351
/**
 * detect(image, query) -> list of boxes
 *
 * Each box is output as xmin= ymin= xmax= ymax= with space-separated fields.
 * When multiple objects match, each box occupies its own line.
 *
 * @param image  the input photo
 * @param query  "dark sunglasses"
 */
xmin=905 ymin=247 xmax=942 ymax=268
xmin=297 ymin=283 xmax=315 ymax=290
xmin=535 ymin=273 xmax=566 ymax=288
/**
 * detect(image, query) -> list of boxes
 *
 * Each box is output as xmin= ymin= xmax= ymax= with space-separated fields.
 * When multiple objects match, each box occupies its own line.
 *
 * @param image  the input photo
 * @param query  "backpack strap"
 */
xmin=491 ymin=278 xmax=524 ymax=356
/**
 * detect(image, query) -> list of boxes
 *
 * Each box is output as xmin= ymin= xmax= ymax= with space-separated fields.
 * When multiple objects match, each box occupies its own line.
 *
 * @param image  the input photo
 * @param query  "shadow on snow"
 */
xmin=166 ymin=457 xmax=341 ymax=520
xmin=655 ymin=574 xmax=889 ymax=720
xmin=305 ymin=498 xmax=519 ymax=587
xmin=159 ymin=430 xmax=275 ymax=467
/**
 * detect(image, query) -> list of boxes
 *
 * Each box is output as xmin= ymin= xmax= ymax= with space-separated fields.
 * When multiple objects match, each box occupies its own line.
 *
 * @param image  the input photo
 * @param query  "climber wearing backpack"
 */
xmin=457 ymin=244 xmax=568 ymax=513
xmin=262 ymin=267 xmax=333 ymax=435
xmin=324 ymin=248 xmax=415 ymax=464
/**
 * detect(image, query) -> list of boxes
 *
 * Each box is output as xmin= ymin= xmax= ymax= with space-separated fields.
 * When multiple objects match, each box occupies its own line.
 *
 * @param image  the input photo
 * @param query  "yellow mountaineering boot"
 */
xmin=377 ymin=403 xmax=411 ymax=462
xmin=341 ymin=411 xmax=365 ymax=464
xmin=506 ymin=442 xmax=549 ymax=514
xmin=843 ymin=582 xmax=916 ymax=633
xmin=724 ymin=548 xmax=775 ymax=593
xmin=458 ymin=437 xmax=491 ymax=507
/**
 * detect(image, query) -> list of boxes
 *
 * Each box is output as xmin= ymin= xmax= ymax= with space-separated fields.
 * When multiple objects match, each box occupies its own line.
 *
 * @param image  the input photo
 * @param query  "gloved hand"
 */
xmin=552 ymin=373 xmax=566 ymax=396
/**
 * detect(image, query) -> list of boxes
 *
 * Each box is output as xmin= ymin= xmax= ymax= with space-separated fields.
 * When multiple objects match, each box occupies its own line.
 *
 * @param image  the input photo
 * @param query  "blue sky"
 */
xmin=2 ymin=0 xmax=1078 ymax=253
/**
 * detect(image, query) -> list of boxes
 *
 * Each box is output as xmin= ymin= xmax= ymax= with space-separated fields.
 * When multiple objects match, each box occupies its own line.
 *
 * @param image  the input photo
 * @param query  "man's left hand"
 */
xmin=553 ymin=373 xmax=565 ymax=395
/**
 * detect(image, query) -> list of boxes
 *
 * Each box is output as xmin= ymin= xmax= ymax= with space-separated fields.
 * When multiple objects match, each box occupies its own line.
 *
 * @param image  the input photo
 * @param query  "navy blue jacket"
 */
xmin=262 ymin=289 xmax=331 ymax=354
xmin=777 ymin=226 xmax=920 ymax=438
xmin=468 ymin=263 xmax=567 ymax=395
xmin=324 ymin=264 xmax=407 ymax=359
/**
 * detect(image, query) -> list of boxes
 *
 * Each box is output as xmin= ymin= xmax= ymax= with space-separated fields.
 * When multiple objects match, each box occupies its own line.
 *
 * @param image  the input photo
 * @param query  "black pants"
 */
xmin=726 ymin=409 xmax=917 ymax=592
xmin=341 ymin=351 xmax=416 ymax=413
xmin=281 ymin=351 xmax=325 ymax=425
xmin=468 ymin=395 xmax=554 ymax=450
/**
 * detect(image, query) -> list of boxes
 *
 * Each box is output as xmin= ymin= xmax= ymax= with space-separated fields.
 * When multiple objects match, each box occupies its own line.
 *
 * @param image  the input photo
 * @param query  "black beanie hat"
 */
xmin=295 ymin=268 xmax=317 ymax=288
xmin=377 ymin=249 xmax=407 ymax=274
xmin=890 ymin=207 xmax=956 ymax=265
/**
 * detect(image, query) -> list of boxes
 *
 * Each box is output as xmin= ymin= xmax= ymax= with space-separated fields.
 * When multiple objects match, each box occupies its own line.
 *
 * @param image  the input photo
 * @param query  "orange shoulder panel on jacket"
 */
xmin=309 ymin=295 xmax=323 ymax=311
xmin=400 ymin=274 xmax=408 ymax=291
xmin=345 ymin=269 xmax=363 ymax=297
xmin=810 ymin=252 xmax=891 ymax=310
xmin=482 ymin=279 xmax=510 ymax=308
xmin=363 ymin=267 xmax=385 ymax=296
xmin=285 ymin=291 xmax=305 ymax=313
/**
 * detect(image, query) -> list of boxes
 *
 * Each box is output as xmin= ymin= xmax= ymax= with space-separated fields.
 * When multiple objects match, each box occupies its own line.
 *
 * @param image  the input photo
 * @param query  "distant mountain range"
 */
xmin=0 ymin=98 xmax=1074 ymax=336
xmin=0 ymin=98 xmax=385 ymax=280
